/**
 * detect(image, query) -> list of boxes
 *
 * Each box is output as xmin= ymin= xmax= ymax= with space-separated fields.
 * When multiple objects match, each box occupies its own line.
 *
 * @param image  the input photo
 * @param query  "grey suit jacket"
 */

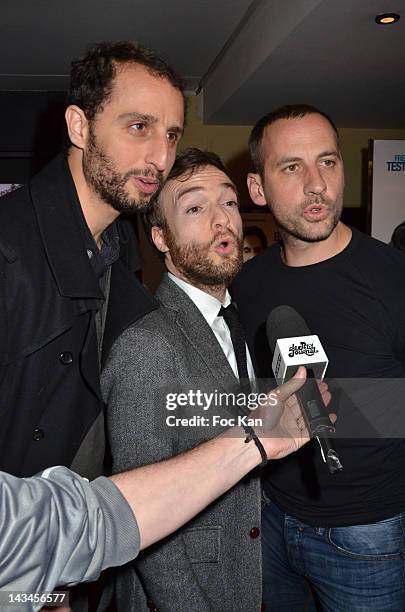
xmin=102 ymin=274 xmax=262 ymax=612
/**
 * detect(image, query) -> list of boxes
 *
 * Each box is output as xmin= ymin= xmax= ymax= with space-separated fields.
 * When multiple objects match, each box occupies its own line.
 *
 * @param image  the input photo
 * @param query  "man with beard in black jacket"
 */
xmin=0 ymin=41 xmax=184 ymax=481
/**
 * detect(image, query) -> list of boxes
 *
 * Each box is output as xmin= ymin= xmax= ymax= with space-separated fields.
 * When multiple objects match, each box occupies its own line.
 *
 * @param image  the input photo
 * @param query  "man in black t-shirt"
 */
xmin=233 ymin=104 xmax=405 ymax=611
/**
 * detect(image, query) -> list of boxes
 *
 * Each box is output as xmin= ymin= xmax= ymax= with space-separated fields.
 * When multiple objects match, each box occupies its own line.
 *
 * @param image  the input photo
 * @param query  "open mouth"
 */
xmin=303 ymin=204 xmax=328 ymax=219
xmin=133 ymin=177 xmax=159 ymax=194
xmin=214 ymin=237 xmax=235 ymax=254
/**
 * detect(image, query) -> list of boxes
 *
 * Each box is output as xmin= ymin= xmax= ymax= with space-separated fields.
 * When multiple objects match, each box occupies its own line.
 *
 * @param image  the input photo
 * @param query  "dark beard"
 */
xmin=163 ymin=225 xmax=243 ymax=289
xmin=82 ymin=127 xmax=163 ymax=214
xmin=272 ymin=196 xmax=342 ymax=243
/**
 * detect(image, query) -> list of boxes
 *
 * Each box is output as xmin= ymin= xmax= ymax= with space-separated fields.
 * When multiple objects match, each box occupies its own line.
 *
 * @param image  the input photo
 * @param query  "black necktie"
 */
xmin=219 ymin=303 xmax=252 ymax=394
xmin=219 ymin=304 xmax=268 ymax=468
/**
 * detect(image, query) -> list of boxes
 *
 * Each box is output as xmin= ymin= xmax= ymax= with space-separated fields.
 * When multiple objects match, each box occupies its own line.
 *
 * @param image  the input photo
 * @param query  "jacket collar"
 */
xmin=157 ymin=274 xmax=238 ymax=392
xmin=29 ymin=153 xmax=105 ymax=299
xmin=167 ymin=272 xmax=232 ymax=327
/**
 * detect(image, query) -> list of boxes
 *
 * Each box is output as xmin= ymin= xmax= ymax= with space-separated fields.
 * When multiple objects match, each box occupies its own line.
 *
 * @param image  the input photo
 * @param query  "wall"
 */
xmin=181 ymin=96 xmax=405 ymax=208
xmin=339 ymin=127 xmax=405 ymax=206
xmin=2 ymin=91 xmax=405 ymax=209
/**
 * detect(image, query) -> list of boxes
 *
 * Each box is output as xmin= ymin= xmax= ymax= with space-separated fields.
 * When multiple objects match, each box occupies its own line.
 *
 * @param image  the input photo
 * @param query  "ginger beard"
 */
xmin=163 ymin=224 xmax=243 ymax=289
xmin=82 ymin=124 xmax=164 ymax=214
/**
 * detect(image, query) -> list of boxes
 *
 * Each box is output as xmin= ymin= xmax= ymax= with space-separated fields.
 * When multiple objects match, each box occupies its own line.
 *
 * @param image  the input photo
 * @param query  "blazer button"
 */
xmin=59 ymin=352 xmax=73 ymax=365
xmin=33 ymin=427 xmax=44 ymax=441
xmin=146 ymin=600 xmax=157 ymax=611
xmin=249 ymin=527 xmax=260 ymax=539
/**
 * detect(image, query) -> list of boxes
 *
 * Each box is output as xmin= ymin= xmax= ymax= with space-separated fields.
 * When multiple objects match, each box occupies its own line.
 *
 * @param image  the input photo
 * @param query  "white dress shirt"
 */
xmin=168 ymin=273 xmax=255 ymax=382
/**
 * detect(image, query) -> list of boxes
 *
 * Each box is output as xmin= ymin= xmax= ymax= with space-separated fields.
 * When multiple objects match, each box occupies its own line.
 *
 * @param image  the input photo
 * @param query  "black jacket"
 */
xmin=0 ymin=154 xmax=157 ymax=478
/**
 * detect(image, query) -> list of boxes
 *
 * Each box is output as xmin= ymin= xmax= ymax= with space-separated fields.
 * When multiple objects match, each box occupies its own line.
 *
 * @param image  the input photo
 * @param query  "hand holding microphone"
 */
xmin=253 ymin=365 xmax=331 ymax=460
xmin=267 ymin=305 xmax=342 ymax=474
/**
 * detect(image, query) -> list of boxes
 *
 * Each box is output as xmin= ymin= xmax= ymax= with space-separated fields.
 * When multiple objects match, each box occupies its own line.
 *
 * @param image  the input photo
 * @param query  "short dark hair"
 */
xmin=68 ymin=40 xmax=185 ymax=121
xmin=143 ymin=147 xmax=231 ymax=237
xmin=391 ymin=221 xmax=405 ymax=253
xmin=249 ymin=104 xmax=339 ymax=177
xmin=243 ymin=225 xmax=267 ymax=250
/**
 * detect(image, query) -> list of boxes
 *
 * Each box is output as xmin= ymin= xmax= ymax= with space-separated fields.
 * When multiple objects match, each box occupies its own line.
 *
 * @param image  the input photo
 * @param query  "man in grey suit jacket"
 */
xmin=102 ymin=149 xmax=279 ymax=610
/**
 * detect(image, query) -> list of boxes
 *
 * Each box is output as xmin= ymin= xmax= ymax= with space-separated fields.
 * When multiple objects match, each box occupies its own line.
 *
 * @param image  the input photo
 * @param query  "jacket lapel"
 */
xmin=156 ymin=275 xmax=238 ymax=393
xmin=101 ymin=260 xmax=158 ymax=367
xmin=29 ymin=154 xmax=158 ymax=387
xmin=30 ymin=153 xmax=103 ymax=300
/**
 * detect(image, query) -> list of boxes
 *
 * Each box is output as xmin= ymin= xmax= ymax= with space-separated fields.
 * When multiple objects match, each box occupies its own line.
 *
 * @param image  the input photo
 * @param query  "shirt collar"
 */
xmin=168 ymin=272 xmax=231 ymax=327
xmin=68 ymin=163 xmax=120 ymax=279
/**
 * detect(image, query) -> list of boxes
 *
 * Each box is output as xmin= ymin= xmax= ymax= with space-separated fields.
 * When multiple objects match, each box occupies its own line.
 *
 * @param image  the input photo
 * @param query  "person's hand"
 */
xmin=254 ymin=366 xmax=333 ymax=460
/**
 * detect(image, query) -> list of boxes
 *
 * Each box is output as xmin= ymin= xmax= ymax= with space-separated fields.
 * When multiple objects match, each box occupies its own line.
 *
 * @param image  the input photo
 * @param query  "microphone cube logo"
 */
xmin=272 ymin=335 xmax=328 ymax=383
xmin=288 ymin=341 xmax=319 ymax=359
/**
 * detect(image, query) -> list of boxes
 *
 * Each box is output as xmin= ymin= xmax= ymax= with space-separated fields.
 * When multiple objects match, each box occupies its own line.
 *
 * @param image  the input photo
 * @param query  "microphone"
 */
xmin=266 ymin=305 xmax=343 ymax=475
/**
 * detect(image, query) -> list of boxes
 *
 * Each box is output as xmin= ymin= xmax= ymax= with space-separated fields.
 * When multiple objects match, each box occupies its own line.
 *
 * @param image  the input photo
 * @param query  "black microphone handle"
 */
xmin=295 ymin=371 xmax=335 ymax=434
xmin=295 ymin=368 xmax=343 ymax=475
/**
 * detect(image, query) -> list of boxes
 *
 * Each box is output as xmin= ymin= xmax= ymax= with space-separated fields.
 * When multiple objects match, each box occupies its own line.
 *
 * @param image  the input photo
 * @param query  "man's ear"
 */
xmin=247 ymin=172 xmax=267 ymax=207
xmin=151 ymin=226 xmax=169 ymax=254
xmin=65 ymin=105 xmax=89 ymax=149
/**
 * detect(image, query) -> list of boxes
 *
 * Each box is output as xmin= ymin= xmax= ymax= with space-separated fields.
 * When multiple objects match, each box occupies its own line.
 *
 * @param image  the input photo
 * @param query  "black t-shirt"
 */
xmin=232 ymin=228 xmax=405 ymax=526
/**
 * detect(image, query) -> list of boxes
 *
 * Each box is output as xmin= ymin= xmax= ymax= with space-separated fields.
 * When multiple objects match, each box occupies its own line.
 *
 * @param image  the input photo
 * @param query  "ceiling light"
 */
xmin=375 ymin=12 xmax=400 ymax=25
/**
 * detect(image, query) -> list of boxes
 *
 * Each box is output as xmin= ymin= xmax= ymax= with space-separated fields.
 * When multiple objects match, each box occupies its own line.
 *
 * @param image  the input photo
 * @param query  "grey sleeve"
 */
xmin=0 ymin=467 xmax=140 ymax=592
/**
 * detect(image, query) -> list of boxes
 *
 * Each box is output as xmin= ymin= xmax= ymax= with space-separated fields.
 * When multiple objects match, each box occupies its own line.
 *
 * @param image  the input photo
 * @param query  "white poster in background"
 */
xmin=371 ymin=140 xmax=405 ymax=243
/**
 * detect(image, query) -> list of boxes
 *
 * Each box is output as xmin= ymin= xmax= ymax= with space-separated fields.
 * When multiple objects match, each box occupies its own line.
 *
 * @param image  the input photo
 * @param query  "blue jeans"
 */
xmin=261 ymin=492 xmax=405 ymax=612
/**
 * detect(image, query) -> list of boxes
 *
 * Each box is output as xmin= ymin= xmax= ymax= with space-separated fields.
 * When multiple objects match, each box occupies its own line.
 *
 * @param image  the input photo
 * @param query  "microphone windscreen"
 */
xmin=266 ymin=305 xmax=311 ymax=353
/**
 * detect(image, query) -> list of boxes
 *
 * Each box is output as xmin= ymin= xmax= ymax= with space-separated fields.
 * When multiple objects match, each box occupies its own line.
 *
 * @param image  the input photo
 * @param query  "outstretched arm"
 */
xmin=0 ymin=368 xmax=330 ymax=597
xmin=112 ymin=366 xmax=325 ymax=549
